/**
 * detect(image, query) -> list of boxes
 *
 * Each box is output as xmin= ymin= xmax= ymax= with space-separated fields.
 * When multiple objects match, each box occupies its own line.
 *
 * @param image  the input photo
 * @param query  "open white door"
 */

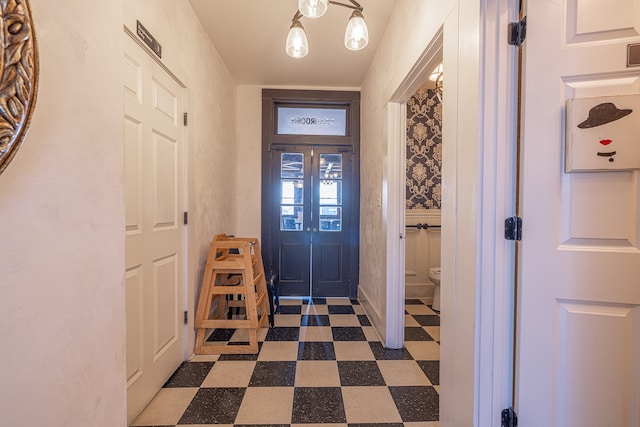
xmin=124 ymin=33 xmax=186 ymax=423
xmin=517 ymin=1 xmax=640 ymax=426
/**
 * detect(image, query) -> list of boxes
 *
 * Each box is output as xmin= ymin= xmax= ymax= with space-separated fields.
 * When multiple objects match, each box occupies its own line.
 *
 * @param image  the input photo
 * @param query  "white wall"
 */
xmin=0 ymin=1 xmax=126 ymax=425
xmin=359 ymin=0 xmax=460 ymax=345
xmin=359 ymin=0 xmax=483 ymax=425
xmin=123 ymin=0 xmax=239 ymax=355
xmin=236 ymin=85 xmax=262 ymax=239
xmin=0 ymin=1 xmax=241 ymax=425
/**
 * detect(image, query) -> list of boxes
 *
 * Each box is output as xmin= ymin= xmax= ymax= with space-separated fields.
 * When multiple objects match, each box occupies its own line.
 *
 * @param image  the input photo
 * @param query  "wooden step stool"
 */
xmin=194 ymin=234 xmax=270 ymax=354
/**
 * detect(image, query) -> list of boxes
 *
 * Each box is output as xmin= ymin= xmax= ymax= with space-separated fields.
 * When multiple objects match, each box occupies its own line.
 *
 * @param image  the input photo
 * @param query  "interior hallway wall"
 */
xmin=359 ymin=0 xmax=482 ymax=425
xmin=0 ymin=0 xmax=241 ymax=425
xmin=124 ymin=0 xmax=239 ymax=355
xmin=236 ymin=85 xmax=262 ymax=240
xmin=0 ymin=1 xmax=126 ymax=425
xmin=359 ymin=0 xmax=456 ymax=345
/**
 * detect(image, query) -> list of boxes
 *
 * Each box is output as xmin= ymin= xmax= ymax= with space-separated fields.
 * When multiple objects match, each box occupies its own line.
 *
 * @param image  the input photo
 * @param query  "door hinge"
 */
xmin=183 ymin=311 xmax=188 ymax=324
xmin=183 ymin=211 xmax=188 ymax=225
xmin=505 ymin=216 xmax=522 ymax=241
xmin=501 ymin=408 xmax=518 ymax=427
xmin=183 ymin=112 xmax=188 ymax=126
xmin=508 ymin=16 xmax=527 ymax=46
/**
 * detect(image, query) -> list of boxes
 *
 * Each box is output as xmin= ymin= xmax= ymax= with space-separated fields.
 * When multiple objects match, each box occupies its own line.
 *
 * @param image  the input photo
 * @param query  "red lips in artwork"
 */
xmin=599 ymin=139 xmax=612 ymax=145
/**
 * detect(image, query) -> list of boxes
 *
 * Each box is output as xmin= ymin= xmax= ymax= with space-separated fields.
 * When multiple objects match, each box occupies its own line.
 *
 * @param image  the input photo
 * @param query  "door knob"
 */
xmin=313 ymin=227 xmax=318 ymax=232
xmin=306 ymin=227 xmax=311 ymax=232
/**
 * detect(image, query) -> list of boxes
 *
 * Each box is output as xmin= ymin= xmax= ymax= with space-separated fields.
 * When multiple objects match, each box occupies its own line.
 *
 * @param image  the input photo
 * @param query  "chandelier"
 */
xmin=286 ymin=0 xmax=369 ymax=59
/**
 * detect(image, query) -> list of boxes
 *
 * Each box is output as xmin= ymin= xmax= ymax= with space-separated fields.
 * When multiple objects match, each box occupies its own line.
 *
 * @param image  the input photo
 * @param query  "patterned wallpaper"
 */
xmin=406 ymin=88 xmax=442 ymax=209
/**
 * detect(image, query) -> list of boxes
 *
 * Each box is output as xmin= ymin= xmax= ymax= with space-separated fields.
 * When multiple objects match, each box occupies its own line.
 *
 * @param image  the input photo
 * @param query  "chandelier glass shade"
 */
xmin=344 ymin=9 xmax=368 ymax=50
xmin=298 ymin=0 xmax=329 ymax=18
xmin=286 ymin=20 xmax=309 ymax=58
xmin=286 ymin=0 xmax=368 ymax=58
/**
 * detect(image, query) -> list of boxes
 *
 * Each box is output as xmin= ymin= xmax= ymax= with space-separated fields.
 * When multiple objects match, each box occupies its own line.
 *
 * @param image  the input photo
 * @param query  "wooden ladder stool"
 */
xmin=194 ymin=234 xmax=270 ymax=354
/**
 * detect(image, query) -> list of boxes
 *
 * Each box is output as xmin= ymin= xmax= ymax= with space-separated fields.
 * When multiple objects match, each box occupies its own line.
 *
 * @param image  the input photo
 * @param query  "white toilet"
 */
xmin=429 ymin=267 xmax=441 ymax=311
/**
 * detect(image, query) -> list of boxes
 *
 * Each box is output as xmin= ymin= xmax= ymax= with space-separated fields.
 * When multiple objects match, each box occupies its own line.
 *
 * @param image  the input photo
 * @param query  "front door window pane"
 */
xmin=318 ymin=153 xmax=342 ymax=231
xmin=319 ymin=180 xmax=342 ymax=205
xmin=281 ymin=206 xmax=303 ymax=231
xmin=281 ymin=153 xmax=304 ymax=231
xmin=320 ymin=154 xmax=342 ymax=179
xmin=281 ymin=153 xmax=304 ymax=178
xmin=319 ymin=207 xmax=342 ymax=231
xmin=281 ymin=180 xmax=304 ymax=205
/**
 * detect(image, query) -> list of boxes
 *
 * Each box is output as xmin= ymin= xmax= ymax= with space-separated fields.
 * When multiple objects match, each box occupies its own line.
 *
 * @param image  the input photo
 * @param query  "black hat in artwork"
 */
xmin=577 ymin=102 xmax=632 ymax=129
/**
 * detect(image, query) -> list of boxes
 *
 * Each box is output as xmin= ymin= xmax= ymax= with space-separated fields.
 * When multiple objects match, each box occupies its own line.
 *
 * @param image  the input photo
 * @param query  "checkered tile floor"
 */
xmin=131 ymin=298 xmax=440 ymax=427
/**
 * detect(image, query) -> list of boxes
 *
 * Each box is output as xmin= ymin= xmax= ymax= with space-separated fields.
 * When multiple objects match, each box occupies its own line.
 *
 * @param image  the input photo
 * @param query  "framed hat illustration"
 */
xmin=565 ymin=94 xmax=640 ymax=172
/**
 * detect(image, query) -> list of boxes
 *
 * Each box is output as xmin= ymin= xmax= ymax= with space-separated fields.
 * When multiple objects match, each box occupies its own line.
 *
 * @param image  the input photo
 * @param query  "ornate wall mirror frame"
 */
xmin=0 ymin=0 xmax=38 ymax=175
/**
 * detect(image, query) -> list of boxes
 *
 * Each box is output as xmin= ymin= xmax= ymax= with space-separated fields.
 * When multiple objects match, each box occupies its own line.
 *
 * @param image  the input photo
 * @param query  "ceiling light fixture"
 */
xmin=286 ymin=0 xmax=369 ymax=59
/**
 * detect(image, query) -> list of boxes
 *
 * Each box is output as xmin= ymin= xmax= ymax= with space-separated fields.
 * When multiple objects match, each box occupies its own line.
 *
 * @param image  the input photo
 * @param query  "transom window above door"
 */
xmin=277 ymin=107 xmax=347 ymax=136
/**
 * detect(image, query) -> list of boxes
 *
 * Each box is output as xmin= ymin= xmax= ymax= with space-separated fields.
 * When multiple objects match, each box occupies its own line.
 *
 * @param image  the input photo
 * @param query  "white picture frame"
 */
xmin=565 ymin=94 xmax=640 ymax=172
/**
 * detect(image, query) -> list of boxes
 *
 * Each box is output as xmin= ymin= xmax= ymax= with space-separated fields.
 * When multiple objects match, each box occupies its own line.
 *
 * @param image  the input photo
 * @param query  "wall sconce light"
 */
xmin=429 ymin=63 xmax=443 ymax=102
xmin=286 ymin=0 xmax=369 ymax=58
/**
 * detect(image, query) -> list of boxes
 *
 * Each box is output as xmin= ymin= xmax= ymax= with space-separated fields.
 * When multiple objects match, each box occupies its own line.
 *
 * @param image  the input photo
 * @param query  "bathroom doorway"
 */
xmin=404 ymin=69 xmax=443 ymax=311
xmin=382 ymin=28 xmax=444 ymax=350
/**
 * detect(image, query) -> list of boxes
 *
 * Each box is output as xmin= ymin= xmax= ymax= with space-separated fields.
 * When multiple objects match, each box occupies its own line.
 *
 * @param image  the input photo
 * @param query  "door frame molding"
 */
xmin=261 ymin=89 xmax=361 ymax=298
xmin=385 ymin=26 xmax=443 ymax=347
xmin=383 ymin=1 xmax=516 ymax=424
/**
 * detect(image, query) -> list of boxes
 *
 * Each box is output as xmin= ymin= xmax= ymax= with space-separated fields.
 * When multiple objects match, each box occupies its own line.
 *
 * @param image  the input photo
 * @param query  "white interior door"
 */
xmin=124 ymin=34 xmax=186 ymax=423
xmin=517 ymin=1 xmax=640 ymax=426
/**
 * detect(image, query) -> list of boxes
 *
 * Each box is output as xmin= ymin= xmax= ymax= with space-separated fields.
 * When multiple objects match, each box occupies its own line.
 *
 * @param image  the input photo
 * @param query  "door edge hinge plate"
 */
xmin=508 ymin=16 xmax=527 ymax=46
xmin=501 ymin=408 xmax=518 ymax=427
xmin=183 ymin=112 xmax=188 ymax=126
xmin=184 ymin=311 xmax=188 ymax=324
xmin=505 ymin=216 xmax=522 ymax=241
xmin=183 ymin=211 xmax=188 ymax=225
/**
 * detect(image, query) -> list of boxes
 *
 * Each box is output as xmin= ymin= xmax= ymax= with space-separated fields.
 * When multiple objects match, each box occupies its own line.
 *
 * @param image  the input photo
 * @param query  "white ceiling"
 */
xmin=188 ymin=0 xmax=398 ymax=88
